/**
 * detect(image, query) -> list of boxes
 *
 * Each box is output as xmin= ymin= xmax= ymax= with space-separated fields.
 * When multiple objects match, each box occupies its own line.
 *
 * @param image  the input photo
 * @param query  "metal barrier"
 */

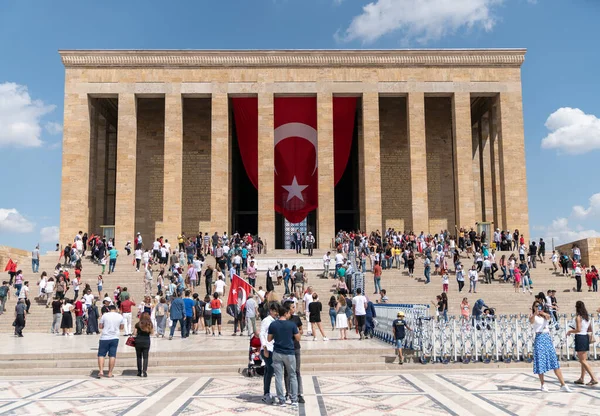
xmin=373 ymin=304 xmax=430 ymax=356
xmin=372 ymin=310 xmax=600 ymax=364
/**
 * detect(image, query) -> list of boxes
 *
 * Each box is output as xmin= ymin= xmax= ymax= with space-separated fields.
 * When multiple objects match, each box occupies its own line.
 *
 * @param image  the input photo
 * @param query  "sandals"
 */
xmin=574 ymin=379 xmax=585 ymax=385
xmin=587 ymin=380 xmax=598 ymax=386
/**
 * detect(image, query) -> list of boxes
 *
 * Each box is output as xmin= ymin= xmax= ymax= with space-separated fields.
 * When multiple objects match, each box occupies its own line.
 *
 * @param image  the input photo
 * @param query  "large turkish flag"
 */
xmin=274 ymin=97 xmax=318 ymax=223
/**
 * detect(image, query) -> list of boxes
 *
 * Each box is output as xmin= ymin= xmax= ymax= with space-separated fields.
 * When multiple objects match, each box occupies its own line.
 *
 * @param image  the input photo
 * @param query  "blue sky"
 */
xmin=1 ymin=0 xmax=599 ymax=252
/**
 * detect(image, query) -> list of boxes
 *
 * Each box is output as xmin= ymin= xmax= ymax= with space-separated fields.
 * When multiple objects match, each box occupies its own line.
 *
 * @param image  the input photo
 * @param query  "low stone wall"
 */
xmin=556 ymin=237 xmax=600 ymax=267
xmin=0 ymin=245 xmax=31 ymax=275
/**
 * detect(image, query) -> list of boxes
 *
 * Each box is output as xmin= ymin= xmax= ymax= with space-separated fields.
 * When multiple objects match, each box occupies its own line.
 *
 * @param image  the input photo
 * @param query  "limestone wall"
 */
xmin=135 ymin=98 xmax=165 ymax=241
xmin=0 ymin=246 xmax=31 ymax=276
xmin=556 ymin=238 xmax=600 ymax=268
xmin=379 ymin=97 xmax=410 ymax=231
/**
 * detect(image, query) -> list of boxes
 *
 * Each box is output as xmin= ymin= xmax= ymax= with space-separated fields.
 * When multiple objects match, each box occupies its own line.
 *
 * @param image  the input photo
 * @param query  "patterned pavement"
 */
xmin=0 ymin=370 xmax=599 ymax=415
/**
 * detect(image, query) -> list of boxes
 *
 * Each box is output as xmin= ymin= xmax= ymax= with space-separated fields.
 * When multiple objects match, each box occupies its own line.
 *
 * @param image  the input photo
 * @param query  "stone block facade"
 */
xmin=556 ymin=238 xmax=600 ymax=268
xmin=58 ymin=49 xmax=529 ymax=246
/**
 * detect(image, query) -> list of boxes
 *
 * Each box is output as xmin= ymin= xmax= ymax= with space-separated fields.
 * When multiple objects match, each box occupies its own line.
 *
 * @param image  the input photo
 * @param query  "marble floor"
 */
xmin=0 ymin=369 xmax=599 ymax=416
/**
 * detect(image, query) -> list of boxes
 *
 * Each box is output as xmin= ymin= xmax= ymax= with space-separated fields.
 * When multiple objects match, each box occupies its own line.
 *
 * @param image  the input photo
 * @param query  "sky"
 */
xmin=1 ymin=0 xmax=599 ymax=252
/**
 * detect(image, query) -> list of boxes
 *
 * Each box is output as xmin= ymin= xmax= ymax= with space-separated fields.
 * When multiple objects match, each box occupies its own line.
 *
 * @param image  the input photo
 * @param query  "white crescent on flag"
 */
xmin=274 ymin=122 xmax=318 ymax=176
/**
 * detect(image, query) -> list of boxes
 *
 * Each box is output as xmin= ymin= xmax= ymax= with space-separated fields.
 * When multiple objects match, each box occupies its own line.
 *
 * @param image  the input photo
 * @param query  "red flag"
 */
xmin=274 ymin=97 xmax=318 ymax=223
xmin=4 ymin=259 xmax=15 ymax=272
xmin=228 ymin=274 xmax=253 ymax=310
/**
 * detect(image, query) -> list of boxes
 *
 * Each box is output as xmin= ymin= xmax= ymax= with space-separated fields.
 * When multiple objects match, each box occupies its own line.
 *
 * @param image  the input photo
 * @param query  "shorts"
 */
xmin=204 ymin=315 xmax=212 ymax=326
xmin=310 ymin=316 xmax=321 ymax=324
xmin=160 ymin=257 xmax=167 ymax=265
xmin=211 ymin=314 xmax=222 ymax=325
xmin=98 ymin=339 xmax=119 ymax=358
xmin=395 ymin=339 xmax=404 ymax=349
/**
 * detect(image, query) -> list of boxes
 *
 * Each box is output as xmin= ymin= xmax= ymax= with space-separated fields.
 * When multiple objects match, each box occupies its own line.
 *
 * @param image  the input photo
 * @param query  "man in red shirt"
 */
xmin=119 ymin=296 xmax=136 ymax=336
xmin=74 ymin=299 xmax=85 ymax=335
xmin=373 ymin=261 xmax=382 ymax=295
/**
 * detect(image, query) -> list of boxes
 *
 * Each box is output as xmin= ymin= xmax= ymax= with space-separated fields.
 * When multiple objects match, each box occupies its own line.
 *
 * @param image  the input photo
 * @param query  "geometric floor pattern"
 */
xmin=1 ymin=370 xmax=600 ymax=415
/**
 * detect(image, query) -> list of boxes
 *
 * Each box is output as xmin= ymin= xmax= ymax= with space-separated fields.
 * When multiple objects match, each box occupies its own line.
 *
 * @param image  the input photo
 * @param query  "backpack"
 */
xmin=0 ymin=286 xmax=7 ymax=297
xmin=194 ymin=301 xmax=202 ymax=318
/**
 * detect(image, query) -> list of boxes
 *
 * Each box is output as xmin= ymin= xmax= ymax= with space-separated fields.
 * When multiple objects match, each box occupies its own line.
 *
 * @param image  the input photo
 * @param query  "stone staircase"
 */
xmin=0 ymin=249 xmax=597 ymax=376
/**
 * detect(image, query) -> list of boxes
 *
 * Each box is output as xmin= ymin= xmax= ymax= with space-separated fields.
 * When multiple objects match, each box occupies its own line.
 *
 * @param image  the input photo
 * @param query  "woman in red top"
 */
xmin=585 ymin=268 xmax=593 ymax=292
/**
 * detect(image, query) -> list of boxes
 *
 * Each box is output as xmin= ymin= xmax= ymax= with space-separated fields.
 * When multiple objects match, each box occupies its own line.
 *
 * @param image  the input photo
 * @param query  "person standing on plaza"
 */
xmin=352 ymin=288 xmax=368 ymax=340
xmin=60 ymin=298 xmax=74 ymax=336
xmin=97 ymin=304 xmax=125 ymax=378
xmin=0 ymin=281 xmax=10 ymax=315
xmin=574 ymin=262 xmax=583 ymax=292
xmin=74 ymin=297 xmax=85 ymax=335
xmin=308 ymin=292 xmax=328 ymax=341
xmin=306 ymin=232 xmax=315 ymax=256
xmin=268 ymin=303 xmax=300 ymax=408
xmin=283 ymin=299 xmax=305 ymax=404
xmin=245 ymin=293 xmax=258 ymax=336
xmin=154 ymin=297 xmax=168 ymax=337
xmin=14 ymin=298 xmax=26 ymax=337
xmin=204 ymin=265 xmax=214 ymax=296
xmin=182 ymin=290 xmax=195 ymax=338
xmin=134 ymin=247 xmax=143 ymax=272
xmin=392 ymin=311 xmax=411 ymax=365
xmin=247 ymin=261 xmax=257 ymax=287
xmin=120 ymin=295 xmax=136 ymax=336
xmin=529 ymin=300 xmax=571 ymax=392
xmin=32 ymin=245 xmax=40 ymax=273
xmin=51 ymin=295 xmax=62 ymax=334
xmin=567 ymin=301 xmax=598 ymax=385
xmin=322 ymin=252 xmax=331 ymax=278
xmin=169 ymin=291 xmax=185 ymax=340
xmin=373 ymin=261 xmax=382 ymax=295
xmin=260 ymin=302 xmax=278 ymax=404
xmin=335 ymin=295 xmax=349 ymax=340
xmin=210 ymin=292 xmax=223 ymax=336
xmin=468 ymin=265 xmax=478 ymax=293
xmin=107 ymin=245 xmax=118 ymax=274
xmin=133 ymin=312 xmax=153 ymax=377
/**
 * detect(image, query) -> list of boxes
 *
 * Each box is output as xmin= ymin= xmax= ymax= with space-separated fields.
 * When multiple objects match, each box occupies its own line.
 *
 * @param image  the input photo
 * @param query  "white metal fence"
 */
xmin=373 ymin=307 xmax=600 ymax=364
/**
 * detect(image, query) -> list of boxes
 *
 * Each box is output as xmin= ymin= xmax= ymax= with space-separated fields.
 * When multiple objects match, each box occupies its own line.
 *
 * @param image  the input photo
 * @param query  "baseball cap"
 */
xmin=397 ymin=311 xmax=405 ymax=317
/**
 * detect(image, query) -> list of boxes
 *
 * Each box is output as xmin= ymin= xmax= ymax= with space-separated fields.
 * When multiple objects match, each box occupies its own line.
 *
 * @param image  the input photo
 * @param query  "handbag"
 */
xmin=125 ymin=336 xmax=136 ymax=347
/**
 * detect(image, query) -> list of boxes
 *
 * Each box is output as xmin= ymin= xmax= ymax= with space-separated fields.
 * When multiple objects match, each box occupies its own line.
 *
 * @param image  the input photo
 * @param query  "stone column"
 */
xmin=472 ymin=121 xmax=482 ymax=221
xmin=480 ymin=113 xmax=494 ymax=222
xmin=361 ymin=93 xmax=382 ymax=233
xmin=59 ymin=93 xmax=91 ymax=244
xmin=317 ymin=92 xmax=334 ymax=249
xmin=258 ymin=93 xmax=275 ymax=251
xmin=160 ymin=93 xmax=183 ymax=243
xmin=114 ymin=93 xmax=137 ymax=246
xmin=490 ymin=100 xmax=504 ymax=228
xmin=497 ymin=92 xmax=529 ymax=238
xmin=407 ymin=92 xmax=429 ymax=233
xmin=210 ymin=92 xmax=230 ymax=234
xmin=452 ymin=92 xmax=476 ymax=229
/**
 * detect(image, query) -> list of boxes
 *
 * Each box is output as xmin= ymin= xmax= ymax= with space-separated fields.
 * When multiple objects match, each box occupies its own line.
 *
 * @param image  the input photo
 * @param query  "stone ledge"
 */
xmin=59 ymin=49 xmax=526 ymax=68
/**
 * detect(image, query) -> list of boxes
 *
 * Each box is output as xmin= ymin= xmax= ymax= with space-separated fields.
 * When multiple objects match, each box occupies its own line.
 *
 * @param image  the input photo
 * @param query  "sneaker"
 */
xmin=273 ymin=400 xmax=285 ymax=407
xmin=298 ymin=395 xmax=305 ymax=404
xmin=313 ymin=337 xmax=317 ymax=341
xmin=261 ymin=394 xmax=271 ymax=404
xmin=560 ymin=385 xmax=572 ymax=393
xmin=290 ymin=402 xmax=298 ymax=408
xmin=323 ymin=337 xmax=329 ymax=341
xmin=540 ymin=384 xmax=549 ymax=392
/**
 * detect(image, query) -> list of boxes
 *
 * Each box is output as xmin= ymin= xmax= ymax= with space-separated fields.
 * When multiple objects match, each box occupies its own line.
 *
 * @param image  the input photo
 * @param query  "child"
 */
xmin=100 ymin=253 xmax=107 ymax=274
xmin=392 ymin=311 xmax=411 ymax=365
xmin=460 ymin=297 xmax=470 ymax=322
xmin=124 ymin=241 xmax=132 ymax=256
xmin=514 ymin=268 xmax=521 ymax=293
xmin=97 ymin=275 xmax=103 ymax=297
xmin=434 ymin=253 xmax=440 ymax=275
xmin=441 ymin=269 xmax=449 ymax=293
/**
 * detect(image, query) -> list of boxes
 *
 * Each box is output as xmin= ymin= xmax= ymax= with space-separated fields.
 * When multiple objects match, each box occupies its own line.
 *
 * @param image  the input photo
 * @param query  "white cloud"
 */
xmin=537 ymin=217 xmax=600 ymax=245
xmin=572 ymin=193 xmax=600 ymax=219
xmin=337 ymin=0 xmax=503 ymax=44
xmin=0 ymin=82 xmax=55 ymax=148
xmin=0 ymin=208 xmax=35 ymax=233
xmin=541 ymin=107 xmax=600 ymax=155
xmin=45 ymin=122 xmax=63 ymax=135
xmin=40 ymin=226 xmax=59 ymax=243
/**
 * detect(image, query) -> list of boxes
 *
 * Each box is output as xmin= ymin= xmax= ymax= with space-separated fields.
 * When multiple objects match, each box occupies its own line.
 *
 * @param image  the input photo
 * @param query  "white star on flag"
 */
xmin=282 ymin=176 xmax=308 ymax=202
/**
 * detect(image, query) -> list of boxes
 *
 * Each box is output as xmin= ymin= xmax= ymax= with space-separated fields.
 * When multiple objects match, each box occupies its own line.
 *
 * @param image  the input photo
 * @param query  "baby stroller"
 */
xmin=244 ymin=333 xmax=265 ymax=377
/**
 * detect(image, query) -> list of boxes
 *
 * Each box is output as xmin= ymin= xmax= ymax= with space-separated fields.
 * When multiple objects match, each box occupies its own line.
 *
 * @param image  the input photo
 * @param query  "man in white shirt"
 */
xmin=152 ymin=240 xmax=161 ymax=261
xmin=303 ymin=287 xmax=313 ymax=336
xmin=260 ymin=303 xmax=278 ymax=403
xmin=134 ymin=248 xmax=143 ymax=272
xmin=322 ymin=252 xmax=331 ymax=279
xmin=352 ymin=288 xmax=368 ymax=340
xmin=97 ymin=305 xmax=124 ymax=378
xmin=245 ymin=294 xmax=258 ymax=335
xmin=468 ymin=265 xmax=479 ymax=293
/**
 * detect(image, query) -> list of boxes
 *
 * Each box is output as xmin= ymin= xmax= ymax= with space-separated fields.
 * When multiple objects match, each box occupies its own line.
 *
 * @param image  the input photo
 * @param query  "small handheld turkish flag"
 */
xmin=228 ymin=274 xmax=253 ymax=310
xmin=4 ymin=258 xmax=15 ymax=272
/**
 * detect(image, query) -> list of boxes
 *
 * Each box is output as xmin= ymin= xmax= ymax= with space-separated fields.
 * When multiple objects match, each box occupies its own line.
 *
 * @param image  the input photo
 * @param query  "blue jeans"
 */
xmin=169 ymin=318 xmax=185 ymax=338
xmin=361 ymin=259 xmax=366 ymax=273
xmin=15 ymin=283 xmax=22 ymax=297
xmin=109 ymin=258 xmax=116 ymax=273
xmin=284 ymin=278 xmax=290 ymax=294
xmin=374 ymin=277 xmax=381 ymax=293
xmin=329 ymin=308 xmax=336 ymax=328
xmin=273 ymin=352 xmax=297 ymax=403
xmin=424 ymin=266 xmax=431 ymax=283
xmin=32 ymin=259 xmax=39 ymax=273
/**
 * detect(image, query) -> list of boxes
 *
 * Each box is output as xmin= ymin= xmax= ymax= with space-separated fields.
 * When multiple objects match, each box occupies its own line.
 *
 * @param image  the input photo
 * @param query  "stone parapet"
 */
xmin=556 ymin=238 xmax=600 ymax=267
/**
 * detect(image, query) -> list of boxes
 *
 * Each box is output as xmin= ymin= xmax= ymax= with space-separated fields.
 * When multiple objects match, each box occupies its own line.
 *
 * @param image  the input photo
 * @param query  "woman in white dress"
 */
xmin=335 ymin=295 xmax=349 ymax=340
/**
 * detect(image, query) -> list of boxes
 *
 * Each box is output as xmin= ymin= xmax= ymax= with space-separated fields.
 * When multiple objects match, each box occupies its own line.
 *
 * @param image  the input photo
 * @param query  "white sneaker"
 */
xmin=560 ymin=385 xmax=572 ymax=393
xmin=323 ymin=337 xmax=329 ymax=341
xmin=540 ymin=384 xmax=549 ymax=392
xmin=313 ymin=337 xmax=317 ymax=341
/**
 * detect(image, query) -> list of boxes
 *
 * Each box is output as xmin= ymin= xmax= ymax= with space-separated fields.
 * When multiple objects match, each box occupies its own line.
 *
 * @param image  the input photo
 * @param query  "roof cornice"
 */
xmin=59 ymin=49 xmax=526 ymax=68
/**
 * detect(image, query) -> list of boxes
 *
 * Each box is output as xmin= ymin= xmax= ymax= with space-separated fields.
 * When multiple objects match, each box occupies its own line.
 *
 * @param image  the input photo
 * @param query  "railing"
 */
xmin=372 ymin=310 xmax=600 ymax=364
